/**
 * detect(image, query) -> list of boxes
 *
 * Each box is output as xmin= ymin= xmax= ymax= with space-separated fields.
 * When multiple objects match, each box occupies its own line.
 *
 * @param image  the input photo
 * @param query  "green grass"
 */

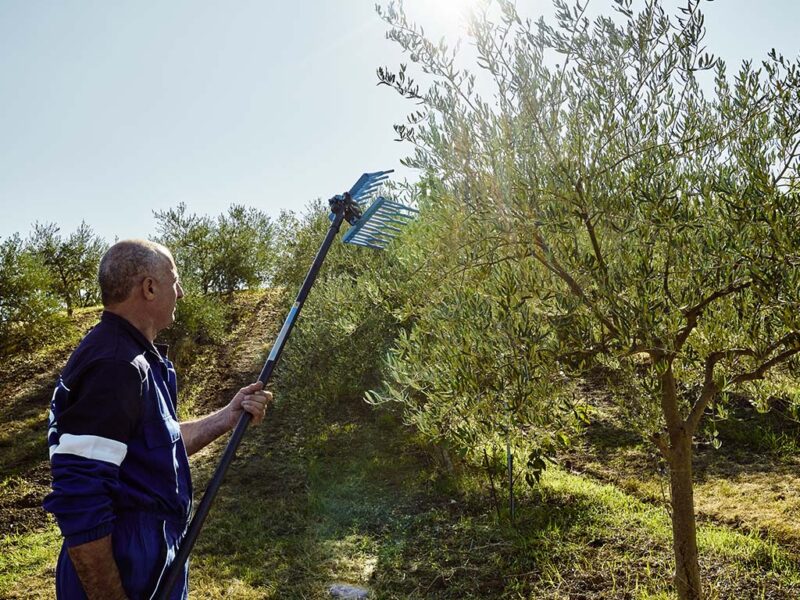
xmin=3 ymin=385 xmax=800 ymax=598
xmin=0 ymin=307 xmax=99 ymax=478
xmin=0 ymin=413 xmax=48 ymax=477
xmin=180 ymin=396 xmax=800 ymax=599
xmin=0 ymin=525 xmax=61 ymax=599
xmin=534 ymin=470 xmax=799 ymax=598
xmin=714 ymin=415 xmax=800 ymax=460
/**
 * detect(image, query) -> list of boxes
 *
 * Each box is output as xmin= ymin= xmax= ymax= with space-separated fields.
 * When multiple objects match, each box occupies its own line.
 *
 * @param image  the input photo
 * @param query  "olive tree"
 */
xmin=0 ymin=234 xmax=64 ymax=355
xmin=211 ymin=204 xmax=274 ymax=293
xmin=153 ymin=203 xmax=217 ymax=294
xmin=372 ymin=188 xmax=585 ymax=509
xmin=379 ymin=0 xmax=800 ymax=597
xmin=153 ymin=203 xmax=275 ymax=345
xmin=28 ymin=221 xmax=107 ymax=315
xmin=154 ymin=203 xmax=274 ymax=294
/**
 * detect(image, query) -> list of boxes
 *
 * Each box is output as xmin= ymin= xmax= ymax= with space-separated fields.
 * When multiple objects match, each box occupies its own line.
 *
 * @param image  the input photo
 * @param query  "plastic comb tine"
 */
xmin=360 ymin=214 xmax=414 ymax=229
xmin=353 ymin=217 xmax=405 ymax=232
xmin=348 ymin=170 xmax=394 ymax=202
xmin=343 ymin=195 xmax=418 ymax=249
xmin=353 ymin=183 xmax=386 ymax=204
xmin=383 ymin=200 xmax=419 ymax=214
xmin=350 ymin=238 xmax=387 ymax=249
xmin=355 ymin=223 xmax=404 ymax=235
xmin=347 ymin=229 xmax=390 ymax=245
xmin=373 ymin=207 xmax=417 ymax=220
xmin=350 ymin=240 xmax=386 ymax=250
xmin=364 ymin=212 xmax=413 ymax=224
xmin=353 ymin=229 xmax=394 ymax=243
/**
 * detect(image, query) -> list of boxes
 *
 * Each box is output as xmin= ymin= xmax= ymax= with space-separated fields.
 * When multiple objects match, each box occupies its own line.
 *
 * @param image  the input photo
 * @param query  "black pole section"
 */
xmin=154 ymin=207 xmax=350 ymax=600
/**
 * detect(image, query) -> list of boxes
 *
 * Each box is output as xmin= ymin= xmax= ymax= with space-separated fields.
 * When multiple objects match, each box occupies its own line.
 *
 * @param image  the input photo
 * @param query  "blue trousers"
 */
xmin=56 ymin=512 xmax=188 ymax=600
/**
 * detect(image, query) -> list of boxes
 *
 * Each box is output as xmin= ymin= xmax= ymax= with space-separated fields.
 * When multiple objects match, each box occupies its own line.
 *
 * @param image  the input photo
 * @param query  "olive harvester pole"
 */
xmin=154 ymin=170 xmax=417 ymax=599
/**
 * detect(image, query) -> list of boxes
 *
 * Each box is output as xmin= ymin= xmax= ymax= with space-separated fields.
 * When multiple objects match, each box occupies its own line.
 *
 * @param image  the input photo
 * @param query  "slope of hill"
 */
xmin=1 ymin=291 xmax=799 ymax=598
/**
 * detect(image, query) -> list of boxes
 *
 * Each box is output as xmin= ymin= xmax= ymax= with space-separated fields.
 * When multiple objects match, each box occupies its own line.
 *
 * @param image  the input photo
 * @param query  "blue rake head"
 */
xmin=348 ymin=169 xmax=394 ymax=203
xmin=343 ymin=196 xmax=418 ymax=249
xmin=339 ymin=170 xmax=418 ymax=250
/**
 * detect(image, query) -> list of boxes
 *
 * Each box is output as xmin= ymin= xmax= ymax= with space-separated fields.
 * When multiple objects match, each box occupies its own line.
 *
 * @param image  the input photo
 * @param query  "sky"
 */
xmin=0 ymin=0 xmax=798 ymax=243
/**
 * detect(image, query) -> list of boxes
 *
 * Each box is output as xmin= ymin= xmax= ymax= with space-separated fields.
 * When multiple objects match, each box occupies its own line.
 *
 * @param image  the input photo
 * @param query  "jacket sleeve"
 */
xmin=43 ymin=359 xmax=142 ymax=547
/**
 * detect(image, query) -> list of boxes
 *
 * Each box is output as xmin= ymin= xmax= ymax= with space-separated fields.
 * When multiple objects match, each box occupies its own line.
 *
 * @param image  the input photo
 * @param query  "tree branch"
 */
xmin=763 ymin=331 xmax=800 ymax=357
xmin=773 ymin=131 xmax=800 ymax=185
xmin=577 ymin=178 xmax=608 ymax=279
xmin=674 ymin=279 xmax=752 ymax=351
xmin=660 ymin=363 xmax=684 ymax=435
xmin=651 ymin=431 xmax=671 ymax=459
xmin=730 ymin=344 xmax=800 ymax=386
xmin=687 ymin=337 xmax=800 ymax=433
xmin=685 ymin=348 xmax=754 ymax=433
xmin=529 ymin=232 xmax=621 ymax=339
xmin=662 ymin=229 xmax=677 ymax=306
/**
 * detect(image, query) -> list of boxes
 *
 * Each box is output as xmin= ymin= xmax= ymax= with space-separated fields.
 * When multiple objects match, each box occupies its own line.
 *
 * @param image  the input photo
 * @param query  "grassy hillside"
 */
xmin=1 ymin=291 xmax=799 ymax=598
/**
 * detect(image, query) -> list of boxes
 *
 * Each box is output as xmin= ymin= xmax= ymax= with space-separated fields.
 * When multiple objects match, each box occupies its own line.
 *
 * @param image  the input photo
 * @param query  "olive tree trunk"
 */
xmin=659 ymin=366 xmax=703 ymax=600
xmin=667 ymin=430 xmax=702 ymax=599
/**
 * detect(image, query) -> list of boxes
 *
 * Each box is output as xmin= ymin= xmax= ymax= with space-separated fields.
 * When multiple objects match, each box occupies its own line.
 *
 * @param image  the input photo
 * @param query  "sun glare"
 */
xmin=405 ymin=0 xmax=482 ymax=41
xmin=433 ymin=0 xmax=480 ymax=18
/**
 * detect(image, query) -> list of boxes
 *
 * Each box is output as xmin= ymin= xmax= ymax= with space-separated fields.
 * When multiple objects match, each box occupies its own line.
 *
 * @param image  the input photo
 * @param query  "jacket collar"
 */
xmin=101 ymin=311 xmax=169 ymax=362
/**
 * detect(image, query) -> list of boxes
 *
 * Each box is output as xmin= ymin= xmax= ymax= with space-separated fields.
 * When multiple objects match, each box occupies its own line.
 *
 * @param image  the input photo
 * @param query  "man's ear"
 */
xmin=142 ymin=276 xmax=157 ymax=300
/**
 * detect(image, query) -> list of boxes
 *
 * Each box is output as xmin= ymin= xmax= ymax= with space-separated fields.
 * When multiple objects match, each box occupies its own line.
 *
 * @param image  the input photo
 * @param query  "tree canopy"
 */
xmin=154 ymin=202 xmax=275 ymax=295
xmin=377 ymin=0 xmax=800 ymax=597
xmin=28 ymin=221 xmax=107 ymax=316
xmin=0 ymin=234 xmax=65 ymax=355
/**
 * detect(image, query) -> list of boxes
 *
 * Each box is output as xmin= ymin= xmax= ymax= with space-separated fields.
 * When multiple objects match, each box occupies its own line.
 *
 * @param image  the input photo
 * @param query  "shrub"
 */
xmin=160 ymin=287 xmax=228 ymax=347
xmin=0 ymin=235 xmax=67 ymax=356
xmin=153 ymin=203 xmax=275 ymax=295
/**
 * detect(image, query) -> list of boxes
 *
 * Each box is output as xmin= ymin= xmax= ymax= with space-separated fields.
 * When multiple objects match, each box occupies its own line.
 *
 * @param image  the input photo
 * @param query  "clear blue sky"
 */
xmin=0 ymin=1 xmax=797 ymax=243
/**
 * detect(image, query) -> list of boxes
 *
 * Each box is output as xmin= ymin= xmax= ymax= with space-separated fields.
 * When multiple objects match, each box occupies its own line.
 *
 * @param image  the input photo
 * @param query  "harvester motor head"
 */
xmin=329 ymin=169 xmax=394 ymax=225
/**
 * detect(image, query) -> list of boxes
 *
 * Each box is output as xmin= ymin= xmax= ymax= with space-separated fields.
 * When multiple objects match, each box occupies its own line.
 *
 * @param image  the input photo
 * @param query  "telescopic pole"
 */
xmin=154 ymin=201 xmax=352 ymax=599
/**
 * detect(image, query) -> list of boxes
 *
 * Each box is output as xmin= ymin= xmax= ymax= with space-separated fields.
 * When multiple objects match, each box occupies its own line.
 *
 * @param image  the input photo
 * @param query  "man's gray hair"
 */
xmin=99 ymin=240 xmax=174 ymax=306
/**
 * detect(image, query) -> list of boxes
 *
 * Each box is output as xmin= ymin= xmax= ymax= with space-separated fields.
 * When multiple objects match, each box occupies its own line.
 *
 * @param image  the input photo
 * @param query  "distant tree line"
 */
xmin=152 ymin=203 xmax=276 ymax=345
xmin=0 ymin=204 xmax=276 ymax=356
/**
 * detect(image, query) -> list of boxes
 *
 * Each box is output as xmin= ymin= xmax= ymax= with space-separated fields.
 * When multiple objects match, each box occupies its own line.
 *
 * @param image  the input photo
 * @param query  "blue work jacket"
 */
xmin=44 ymin=310 xmax=193 ymax=547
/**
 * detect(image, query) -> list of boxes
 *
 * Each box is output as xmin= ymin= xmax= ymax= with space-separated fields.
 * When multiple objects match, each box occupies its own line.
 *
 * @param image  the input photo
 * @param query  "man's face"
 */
xmin=153 ymin=257 xmax=184 ymax=329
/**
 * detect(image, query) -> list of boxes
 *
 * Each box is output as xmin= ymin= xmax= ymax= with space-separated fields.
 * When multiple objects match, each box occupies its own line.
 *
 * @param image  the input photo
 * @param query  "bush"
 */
xmin=160 ymin=288 xmax=228 ymax=347
xmin=269 ymin=201 xmax=404 ymax=427
xmin=0 ymin=235 xmax=68 ymax=356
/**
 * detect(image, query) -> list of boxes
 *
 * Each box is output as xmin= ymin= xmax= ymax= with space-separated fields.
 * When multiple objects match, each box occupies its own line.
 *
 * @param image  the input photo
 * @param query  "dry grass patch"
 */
xmin=694 ymin=460 xmax=800 ymax=547
xmin=564 ymin=390 xmax=800 ymax=553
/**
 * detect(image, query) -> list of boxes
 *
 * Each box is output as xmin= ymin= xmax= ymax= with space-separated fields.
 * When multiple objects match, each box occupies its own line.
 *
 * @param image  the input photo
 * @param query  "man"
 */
xmin=44 ymin=239 xmax=271 ymax=599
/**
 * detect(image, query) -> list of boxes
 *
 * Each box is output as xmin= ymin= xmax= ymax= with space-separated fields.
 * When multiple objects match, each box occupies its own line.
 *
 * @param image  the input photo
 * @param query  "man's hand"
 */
xmin=68 ymin=535 xmax=129 ymax=599
xmin=181 ymin=381 xmax=273 ymax=456
xmin=224 ymin=381 xmax=272 ymax=429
